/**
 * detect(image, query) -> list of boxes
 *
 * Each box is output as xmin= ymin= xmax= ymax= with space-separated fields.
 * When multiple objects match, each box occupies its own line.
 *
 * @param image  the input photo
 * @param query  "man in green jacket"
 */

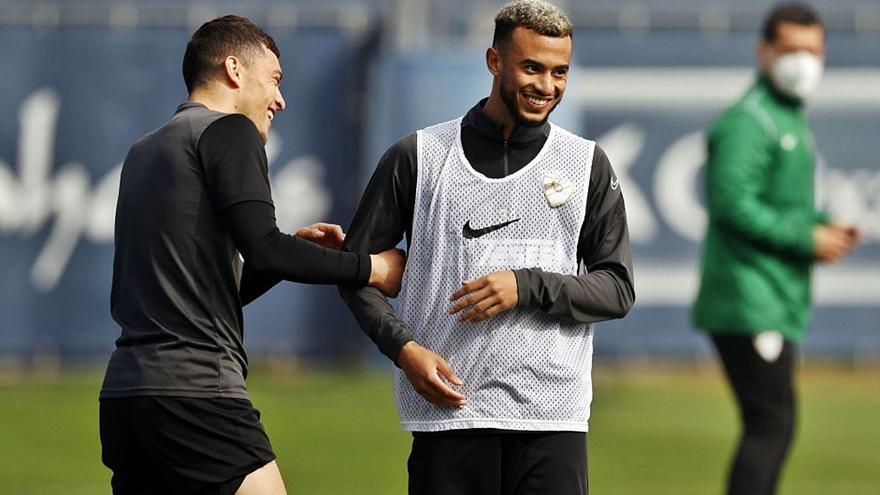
xmin=693 ymin=4 xmax=861 ymax=495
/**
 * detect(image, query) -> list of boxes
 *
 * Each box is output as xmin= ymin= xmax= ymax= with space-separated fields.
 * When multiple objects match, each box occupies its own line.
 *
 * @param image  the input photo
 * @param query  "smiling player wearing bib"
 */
xmin=339 ymin=2 xmax=635 ymax=493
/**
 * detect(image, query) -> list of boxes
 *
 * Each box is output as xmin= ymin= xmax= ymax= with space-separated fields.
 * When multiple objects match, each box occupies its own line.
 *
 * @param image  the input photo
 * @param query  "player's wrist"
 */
xmin=368 ymin=254 xmax=385 ymax=286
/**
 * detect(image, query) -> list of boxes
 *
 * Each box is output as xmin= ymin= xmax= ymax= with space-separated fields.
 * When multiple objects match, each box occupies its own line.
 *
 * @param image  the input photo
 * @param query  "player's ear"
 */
xmin=224 ymin=56 xmax=243 ymax=88
xmin=486 ymin=46 xmax=502 ymax=77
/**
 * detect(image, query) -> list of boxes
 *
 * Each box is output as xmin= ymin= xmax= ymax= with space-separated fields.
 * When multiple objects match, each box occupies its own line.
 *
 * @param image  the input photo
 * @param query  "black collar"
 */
xmin=176 ymin=101 xmax=209 ymax=114
xmin=463 ymin=98 xmax=551 ymax=145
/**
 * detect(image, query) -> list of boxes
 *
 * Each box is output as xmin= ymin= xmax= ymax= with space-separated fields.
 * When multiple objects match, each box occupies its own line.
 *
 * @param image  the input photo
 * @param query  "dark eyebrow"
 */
xmin=519 ymin=60 xmax=569 ymax=72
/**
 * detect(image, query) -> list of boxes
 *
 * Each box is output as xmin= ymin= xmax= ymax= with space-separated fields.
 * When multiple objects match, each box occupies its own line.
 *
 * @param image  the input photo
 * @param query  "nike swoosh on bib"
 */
xmin=462 ymin=218 xmax=521 ymax=239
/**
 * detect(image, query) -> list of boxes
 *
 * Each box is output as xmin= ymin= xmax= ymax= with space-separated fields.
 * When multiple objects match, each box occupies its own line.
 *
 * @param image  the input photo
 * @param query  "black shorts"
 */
xmin=100 ymin=396 xmax=276 ymax=495
xmin=408 ymin=429 xmax=588 ymax=495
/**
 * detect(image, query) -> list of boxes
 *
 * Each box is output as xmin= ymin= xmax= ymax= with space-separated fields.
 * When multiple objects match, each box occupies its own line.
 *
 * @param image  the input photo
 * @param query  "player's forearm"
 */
xmin=255 ymin=229 xmax=370 ymax=284
xmin=482 ymin=145 xmax=634 ymax=325
xmin=706 ymin=116 xmax=815 ymax=259
xmin=337 ymin=134 xmax=418 ymax=363
xmin=223 ymin=201 xmax=371 ymax=286
xmin=520 ymin=158 xmax=634 ymax=324
xmin=515 ymin=264 xmax=634 ymax=323
xmin=710 ymin=199 xmax=815 ymax=259
xmin=338 ymin=284 xmax=414 ymax=363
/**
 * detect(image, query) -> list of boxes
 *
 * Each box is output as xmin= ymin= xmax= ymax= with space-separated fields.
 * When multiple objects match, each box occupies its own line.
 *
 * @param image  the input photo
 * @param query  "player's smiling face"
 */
xmin=493 ymin=28 xmax=571 ymax=127
xmin=239 ymin=45 xmax=285 ymax=142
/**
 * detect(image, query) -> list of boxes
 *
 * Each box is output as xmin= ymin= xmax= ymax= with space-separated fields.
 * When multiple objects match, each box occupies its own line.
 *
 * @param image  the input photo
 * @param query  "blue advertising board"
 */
xmin=1 ymin=15 xmax=877 ymax=363
xmin=0 ymin=21 xmax=380 ymax=361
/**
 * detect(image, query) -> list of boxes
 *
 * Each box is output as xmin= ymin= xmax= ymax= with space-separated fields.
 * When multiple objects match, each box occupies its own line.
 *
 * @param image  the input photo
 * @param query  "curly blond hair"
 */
xmin=493 ymin=0 xmax=573 ymax=47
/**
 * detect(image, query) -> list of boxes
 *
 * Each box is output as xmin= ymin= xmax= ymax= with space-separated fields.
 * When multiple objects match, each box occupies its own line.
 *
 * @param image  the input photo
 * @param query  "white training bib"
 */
xmin=395 ymin=117 xmax=596 ymax=432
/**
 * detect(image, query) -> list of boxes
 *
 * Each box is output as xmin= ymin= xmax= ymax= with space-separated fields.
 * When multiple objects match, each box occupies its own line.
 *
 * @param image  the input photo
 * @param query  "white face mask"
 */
xmin=769 ymin=51 xmax=824 ymax=101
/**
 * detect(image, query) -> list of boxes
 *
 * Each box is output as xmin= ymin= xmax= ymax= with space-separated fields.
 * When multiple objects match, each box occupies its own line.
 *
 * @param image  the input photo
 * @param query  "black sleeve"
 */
xmin=513 ymin=145 xmax=636 ymax=323
xmin=239 ymin=260 xmax=282 ymax=307
xmin=222 ymin=201 xmax=371 ymax=304
xmin=338 ymin=134 xmax=418 ymax=363
xmin=198 ymin=115 xmax=371 ymax=303
xmin=199 ymin=114 xmax=276 ymax=210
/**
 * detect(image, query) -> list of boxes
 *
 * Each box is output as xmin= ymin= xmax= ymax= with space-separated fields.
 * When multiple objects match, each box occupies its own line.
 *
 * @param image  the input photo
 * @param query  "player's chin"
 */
xmin=517 ymin=109 xmax=551 ymax=126
xmin=517 ymin=103 xmax=554 ymax=124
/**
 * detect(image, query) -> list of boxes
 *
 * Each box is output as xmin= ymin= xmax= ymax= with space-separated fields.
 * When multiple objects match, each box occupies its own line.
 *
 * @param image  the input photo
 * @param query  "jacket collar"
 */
xmin=463 ymin=98 xmax=551 ymax=145
xmin=756 ymin=73 xmax=804 ymax=110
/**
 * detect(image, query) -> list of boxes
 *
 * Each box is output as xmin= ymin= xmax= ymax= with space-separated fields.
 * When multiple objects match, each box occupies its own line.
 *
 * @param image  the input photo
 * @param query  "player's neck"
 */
xmin=482 ymin=94 xmax=516 ymax=140
xmin=188 ymin=86 xmax=239 ymax=115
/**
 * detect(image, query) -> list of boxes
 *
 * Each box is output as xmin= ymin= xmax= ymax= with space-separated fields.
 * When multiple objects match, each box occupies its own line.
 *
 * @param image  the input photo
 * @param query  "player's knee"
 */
xmin=744 ymin=408 xmax=795 ymax=447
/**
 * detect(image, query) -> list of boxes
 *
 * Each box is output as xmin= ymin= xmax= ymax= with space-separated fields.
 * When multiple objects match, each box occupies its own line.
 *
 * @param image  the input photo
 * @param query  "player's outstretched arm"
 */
xmin=200 ymin=114 xmax=394 ymax=302
xmin=239 ymin=222 xmax=350 ymax=306
xmin=293 ymin=221 xmax=406 ymax=296
xmin=223 ymin=201 xmax=371 ymax=286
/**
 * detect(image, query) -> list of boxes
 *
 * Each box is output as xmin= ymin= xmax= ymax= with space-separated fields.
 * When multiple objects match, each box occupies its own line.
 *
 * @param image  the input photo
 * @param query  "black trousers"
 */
xmin=712 ymin=334 xmax=797 ymax=495
xmin=408 ymin=429 xmax=588 ymax=495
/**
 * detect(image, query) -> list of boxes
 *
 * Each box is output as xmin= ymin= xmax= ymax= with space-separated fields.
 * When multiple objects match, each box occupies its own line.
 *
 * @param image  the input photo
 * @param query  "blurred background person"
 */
xmin=692 ymin=4 xmax=862 ymax=495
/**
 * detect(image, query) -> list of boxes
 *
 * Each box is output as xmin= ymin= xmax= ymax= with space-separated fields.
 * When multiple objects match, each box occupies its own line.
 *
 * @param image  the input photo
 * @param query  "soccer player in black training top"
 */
xmin=99 ymin=16 xmax=404 ymax=495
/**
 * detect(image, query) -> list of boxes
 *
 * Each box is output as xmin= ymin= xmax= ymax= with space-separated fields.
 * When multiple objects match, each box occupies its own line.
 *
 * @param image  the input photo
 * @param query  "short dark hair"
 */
xmin=761 ymin=3 xmax=823 ymax=42
xmin=182 ymin=15 xmax=280 ymax=94
xmin=492 ymin=0 xmax=573 ymax=49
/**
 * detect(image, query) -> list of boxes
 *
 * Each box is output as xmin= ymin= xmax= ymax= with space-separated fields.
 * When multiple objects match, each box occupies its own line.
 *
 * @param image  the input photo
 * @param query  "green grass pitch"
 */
xmin=0 ymin=364 xmax=877 ymax=494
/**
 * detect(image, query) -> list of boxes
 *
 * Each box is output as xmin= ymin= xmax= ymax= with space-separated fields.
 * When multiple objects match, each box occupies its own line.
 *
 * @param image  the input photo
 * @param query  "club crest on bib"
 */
xmin=542 ymin=174 xmax=575 ymax=208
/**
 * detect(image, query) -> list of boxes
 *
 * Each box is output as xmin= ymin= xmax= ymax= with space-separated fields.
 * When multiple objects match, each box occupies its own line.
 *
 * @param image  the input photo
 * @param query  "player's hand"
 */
xmin=813 ymin=224 xmax=860 ymax=263
xmin=398 ymin=341 xmax=466 ymax=408
xmin=369 ymin=248 xmax=406 ymax=297
xmin=295 ymin=222 xmax=346 ymax=250
xmin=448 ymin=270 xmax=518 ymax=323
xmin=835 ymin=222 xmax=864 ymax=245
